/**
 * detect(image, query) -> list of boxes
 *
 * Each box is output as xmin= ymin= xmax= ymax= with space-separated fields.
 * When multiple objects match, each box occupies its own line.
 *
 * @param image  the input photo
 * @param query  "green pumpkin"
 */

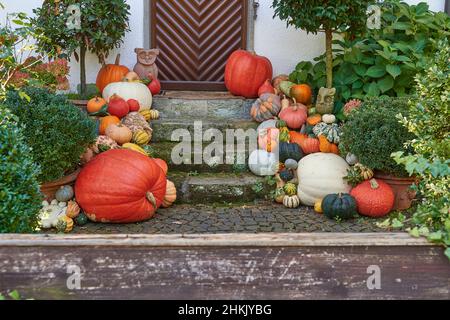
xmin=283 ymin=183 xmax=297 ymax=196
xmin=55 ymin=185 xmax=74 ymax=202
xmin=322 ymin=193 xmax=358 ymax=220
xmin=279 ymin=142 xmax=303 ymax=162
xmin=276 ymin=120 xmax=287 ymax=128
xmin=75 ymin=212 xmax=88 ymax=226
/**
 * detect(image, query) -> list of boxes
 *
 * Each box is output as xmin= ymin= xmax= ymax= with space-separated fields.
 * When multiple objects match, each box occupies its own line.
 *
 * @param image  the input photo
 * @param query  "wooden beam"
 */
xmin=0 ymin=232 xmax=434 ymax=247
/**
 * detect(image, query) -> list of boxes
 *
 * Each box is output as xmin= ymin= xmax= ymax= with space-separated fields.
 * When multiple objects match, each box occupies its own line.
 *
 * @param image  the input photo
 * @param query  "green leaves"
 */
xmin=366 ymin=65 xmax=386 ymax=78
xmin=386 ymin=65 xmax=401 ymax=79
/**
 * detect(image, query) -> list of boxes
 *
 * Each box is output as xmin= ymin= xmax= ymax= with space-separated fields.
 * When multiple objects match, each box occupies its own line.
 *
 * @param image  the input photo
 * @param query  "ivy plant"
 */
xmin=290 ymin=1 xmax=450 ymax=108
xmin=31 ymin=0 xmax=130 ymax=97
xmin=392 ymin=39 xmax=450 ymax=257
xmin=273 ymin=0 xmax=373 ymax=89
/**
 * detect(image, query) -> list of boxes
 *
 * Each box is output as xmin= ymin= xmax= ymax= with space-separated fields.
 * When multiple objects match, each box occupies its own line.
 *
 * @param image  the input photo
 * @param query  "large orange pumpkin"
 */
xmin=225 ymin=50 xmax=273 ymax=98
xmin=75 ymin=149 xmax=167 ymax=223
xmin=96 ymin=54 xmax=129 ymax=94
xmin=99 ymin=115 xmax=120 ymax=135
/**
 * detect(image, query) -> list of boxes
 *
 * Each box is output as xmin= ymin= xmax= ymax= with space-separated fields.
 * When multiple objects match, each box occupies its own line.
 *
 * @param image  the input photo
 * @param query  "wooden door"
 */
xmin=151 ymin=0 xmax=248 ymax=91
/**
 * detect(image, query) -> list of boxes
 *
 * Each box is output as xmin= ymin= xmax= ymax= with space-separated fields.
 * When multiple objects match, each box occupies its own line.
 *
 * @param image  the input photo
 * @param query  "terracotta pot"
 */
xmin=40 ymin=169 xmax=81 ymax=201
xmin=68 ymin=99 xmax=88 ymax=111
xmin=374 ymin=171 xmax=416 ymax=211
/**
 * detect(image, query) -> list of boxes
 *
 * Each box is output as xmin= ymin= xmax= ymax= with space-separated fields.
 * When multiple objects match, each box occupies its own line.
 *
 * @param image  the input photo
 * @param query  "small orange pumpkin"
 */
xmin=300 ymin=136 xmax=320 ymax=154
xmin=99 ymin=115 xmax=120 ymax=135
xmin=162 ymin=180 xmax=177 ymax=208
xmin=307 ymin=114 xmax=322 ymax=126
xmin=87 ymin=96 xmax=106 ymax=113
xmin=105 ymin=123 xmax=133 ymax=145
xmin=289 ymin=131 xmax=307 ymax=147
xmin=290 ymin=84 xmax=312 ymax=105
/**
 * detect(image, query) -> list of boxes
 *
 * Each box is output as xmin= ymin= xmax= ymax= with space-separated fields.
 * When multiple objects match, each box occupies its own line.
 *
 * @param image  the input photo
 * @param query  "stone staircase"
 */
xmin=150 ymin=92 xmax=270 ymax=205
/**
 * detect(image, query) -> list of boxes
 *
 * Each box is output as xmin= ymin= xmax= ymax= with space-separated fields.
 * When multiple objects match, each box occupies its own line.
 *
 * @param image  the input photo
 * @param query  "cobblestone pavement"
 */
xmin=68 ymin=202 xmax=394 ymax=234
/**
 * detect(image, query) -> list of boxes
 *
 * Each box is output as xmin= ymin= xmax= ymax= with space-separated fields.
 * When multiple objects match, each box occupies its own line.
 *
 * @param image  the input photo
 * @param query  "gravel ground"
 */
xmin=66 ymin=202 xmax=393 ymax=234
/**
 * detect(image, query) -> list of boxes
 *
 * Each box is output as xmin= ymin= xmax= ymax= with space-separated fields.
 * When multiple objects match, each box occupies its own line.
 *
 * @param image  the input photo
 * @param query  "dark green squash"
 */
xmin=75 ymin=212 xmax=88 ymax=226
xmin=279 ymin=169 xmax=294 ymax=182
xmin=322 ymin=193 xmax=358 ymax=220
xmin=279 ymin=142 xmax=303 ymax=162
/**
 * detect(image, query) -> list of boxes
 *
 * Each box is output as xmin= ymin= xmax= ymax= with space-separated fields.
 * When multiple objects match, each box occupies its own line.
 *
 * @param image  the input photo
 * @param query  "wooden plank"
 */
xmin=0 ymin=244 xmax=448 ymax=299
xmin=0 ymin=233 xmax=434 ymax=247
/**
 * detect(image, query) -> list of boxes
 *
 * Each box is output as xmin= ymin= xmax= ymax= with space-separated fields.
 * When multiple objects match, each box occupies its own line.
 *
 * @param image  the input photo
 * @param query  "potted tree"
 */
xmin=3 ymin=86 xmax=97 ymax=199
xmin=272 ymin=0 xmax=373 ymax=113
xmin=31 ymin=0 xmax=130 ymax=101
xmin=340 ymin=97 xmax=417 ymax=210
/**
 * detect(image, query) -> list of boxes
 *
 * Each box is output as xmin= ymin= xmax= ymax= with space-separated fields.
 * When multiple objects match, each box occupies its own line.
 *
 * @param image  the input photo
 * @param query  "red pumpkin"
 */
xmin=75 ymin=149 xmax=167 ymax=223
xmin=107 ymin=94 xmax=129 ymax=118
xmin=290 ymin=84 xmax=312 ymax=105
xmin=300 ymin=136 xmax=320 ymax=154
xmin=258 ymin=128 xmax=279 ymax=152
xmin=127 ymin=99 xmax=140 ymax=112
xmin=96 ymin=54 xmax=129 ymax=94
xmin=278 ymin=101 xmax=308 ymax=129
xmin=350 ymin=179 xmax=395 ymax=217
xmin=154 ymin=158 xmax=168 ymax=175
xmin=147 ymin=73 xmax=161 ymax=95
xmin=225 ymin=50 xmax=273 ymax=98
xmin=258 ymin=79 xmax=275 ymax=96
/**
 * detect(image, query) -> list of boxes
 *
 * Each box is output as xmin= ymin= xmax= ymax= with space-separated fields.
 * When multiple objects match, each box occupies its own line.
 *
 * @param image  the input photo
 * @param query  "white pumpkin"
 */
xmin=103 ymin=81 xmax=152 ymax=110
xmin=297 ymin=153 xmax=351 ymax=206
xmin=248 ymin=149 xmax=278 ymax=176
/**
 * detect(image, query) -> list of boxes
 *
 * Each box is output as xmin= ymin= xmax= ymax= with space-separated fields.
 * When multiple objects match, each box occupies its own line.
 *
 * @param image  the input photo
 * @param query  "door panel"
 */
xmin=151 ymin=0 xmax=248 ymax=90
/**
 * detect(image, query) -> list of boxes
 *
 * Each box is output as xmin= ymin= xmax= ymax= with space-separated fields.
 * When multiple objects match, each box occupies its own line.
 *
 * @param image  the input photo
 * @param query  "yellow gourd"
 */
xmin=314 ymin=199 xmax=323 ymax=213
xmin=122 ymin=143 xmax=148 ymax=156
xmin=132 ymin=130 xmax=151 ymax=145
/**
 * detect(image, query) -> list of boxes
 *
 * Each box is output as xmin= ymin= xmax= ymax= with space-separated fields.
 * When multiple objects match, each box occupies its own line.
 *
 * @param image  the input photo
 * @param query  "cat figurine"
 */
xmin=133 ymin=48 xmax=160 ymax=80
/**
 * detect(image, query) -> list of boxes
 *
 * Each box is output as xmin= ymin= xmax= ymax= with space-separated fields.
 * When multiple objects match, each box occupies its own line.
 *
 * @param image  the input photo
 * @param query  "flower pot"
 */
xmin=374 ymin=171 xmax=416 ymax=211
xmin=68 ymin=99 xmax=88 ymax=111
xmin=40 ymin=169 xmax=81 ymax=201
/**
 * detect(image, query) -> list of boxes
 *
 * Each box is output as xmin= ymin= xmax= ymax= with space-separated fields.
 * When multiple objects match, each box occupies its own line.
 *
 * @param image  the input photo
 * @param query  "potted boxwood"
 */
xmin=340 ymin=97 xmax=417 ymax=210
xmin=3 ymin=86 xmax=97 ymax=199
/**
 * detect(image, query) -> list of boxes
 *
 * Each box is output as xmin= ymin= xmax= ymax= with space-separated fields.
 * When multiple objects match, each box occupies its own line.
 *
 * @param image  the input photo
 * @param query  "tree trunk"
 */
xmin=79 ymin=43 xmax=87 ymax=98
xmin=325 ymin=28 xmax=333 ymax=89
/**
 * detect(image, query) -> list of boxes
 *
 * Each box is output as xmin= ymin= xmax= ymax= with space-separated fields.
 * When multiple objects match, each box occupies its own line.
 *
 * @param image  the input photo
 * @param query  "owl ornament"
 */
xmin=133 ymin=48 xmax=160 ymax=80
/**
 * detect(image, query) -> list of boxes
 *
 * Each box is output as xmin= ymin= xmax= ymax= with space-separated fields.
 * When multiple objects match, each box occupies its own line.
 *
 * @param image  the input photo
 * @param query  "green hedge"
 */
xmin=0 ymin=105 xmax=42 ymax=233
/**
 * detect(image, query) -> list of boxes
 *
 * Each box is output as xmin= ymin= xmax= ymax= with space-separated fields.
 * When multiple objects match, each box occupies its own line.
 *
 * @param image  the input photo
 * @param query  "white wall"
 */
xmin=0 ymin=0 xmax=446 ymax=91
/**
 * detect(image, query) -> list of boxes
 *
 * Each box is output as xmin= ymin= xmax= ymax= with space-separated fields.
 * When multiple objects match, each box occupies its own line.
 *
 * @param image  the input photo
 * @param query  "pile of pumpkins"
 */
xmin=247 ymin=76 xmax=396 ymax=220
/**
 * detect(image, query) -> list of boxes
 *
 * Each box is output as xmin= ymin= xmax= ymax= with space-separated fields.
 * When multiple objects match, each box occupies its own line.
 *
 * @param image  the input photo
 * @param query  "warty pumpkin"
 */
xmin=162 ymin=180 xmax=177 ymax=208
xmin=250 ymin=93 xmax=281 ymax=122
xmin=96 ymin=54 xmax=129 ymax=94
xmin=75 ymin=149 xmax=167 ymax=223
xmin=225 ymin=50 xmax=273 ymax=98
xmin=350 ymin=179 xmax=394 ymax=217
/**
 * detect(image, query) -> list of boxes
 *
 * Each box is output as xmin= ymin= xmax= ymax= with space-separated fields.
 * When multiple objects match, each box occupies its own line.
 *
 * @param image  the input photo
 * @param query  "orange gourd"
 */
xmin=99 ymin=116 xmax=120 ymax=135
xmin=290 ymin=84 xmax=312 ymax=105
xmin=330 ymin=143 xmax=340 ymax=155
xmin=87 ymin=96 xmax=106 ymax=113
xmin=307 ymin=114 xmax=322 ymax=126
xmin=289 ymin=131 xmax=307 ymax=147
xmin=96 ymin=54 xmax=130 ymax=94
xmin=318 ymin=135 xmax=332 ymax=153
xmin=105 ymin=123 xmax=133 ymax=145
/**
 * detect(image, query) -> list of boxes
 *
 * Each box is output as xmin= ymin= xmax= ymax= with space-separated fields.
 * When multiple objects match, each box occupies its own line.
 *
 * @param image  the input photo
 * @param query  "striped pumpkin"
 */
xmin=250 ymin=93 xmax=281 ymax=122
xmin=140 ymin=109 xmax=160 ymax=121
xmin=283 ymin=195 xmax=300 ymax=208
xmin=133 ymin=130 xmax=151 ymax=145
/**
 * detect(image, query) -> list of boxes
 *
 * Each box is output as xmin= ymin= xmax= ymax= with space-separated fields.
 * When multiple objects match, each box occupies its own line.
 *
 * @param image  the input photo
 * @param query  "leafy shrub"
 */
xmin=290 ymin=1 xmax=450 ymax=108
xmin=340 ymin=97 xmax=415 ymax=176
xmin=392 ymin=39 xmax=450 ymax=257
xmin=4 ymin=87 xmax=97 ymax=183
xmin=0 ymin=104 xmax=42 ymax=233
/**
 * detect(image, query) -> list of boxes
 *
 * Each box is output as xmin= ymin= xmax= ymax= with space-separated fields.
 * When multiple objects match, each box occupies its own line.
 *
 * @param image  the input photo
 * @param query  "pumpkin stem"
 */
xmin=115 ymin=54 xmax=121 ymax=65
xmin=146 ymin=191 xmax=157 ymax=209
xmin=369 ymin=179 xmax=379 ymax=189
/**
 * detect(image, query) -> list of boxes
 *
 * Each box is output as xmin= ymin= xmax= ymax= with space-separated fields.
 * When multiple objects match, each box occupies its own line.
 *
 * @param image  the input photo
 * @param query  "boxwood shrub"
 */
xmin=340 ymin=97 xmax=416 ymax=177
xmin=0 ymin=105 xmax=42 ymax=233
xmin=4 ymin=87 xmax=97 ymax=183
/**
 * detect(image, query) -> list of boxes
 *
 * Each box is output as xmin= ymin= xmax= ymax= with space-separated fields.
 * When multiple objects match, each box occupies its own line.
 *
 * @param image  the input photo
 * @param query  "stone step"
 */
xmin=150 ymin=119 xmax=258 ymax=142
xmin=150 ymin=142 xmax=250 ymax=173
xmin=167 ymin=172 xmax=272 ymax=205
xmin=153 ymin=93 xmax=254 ymax=121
